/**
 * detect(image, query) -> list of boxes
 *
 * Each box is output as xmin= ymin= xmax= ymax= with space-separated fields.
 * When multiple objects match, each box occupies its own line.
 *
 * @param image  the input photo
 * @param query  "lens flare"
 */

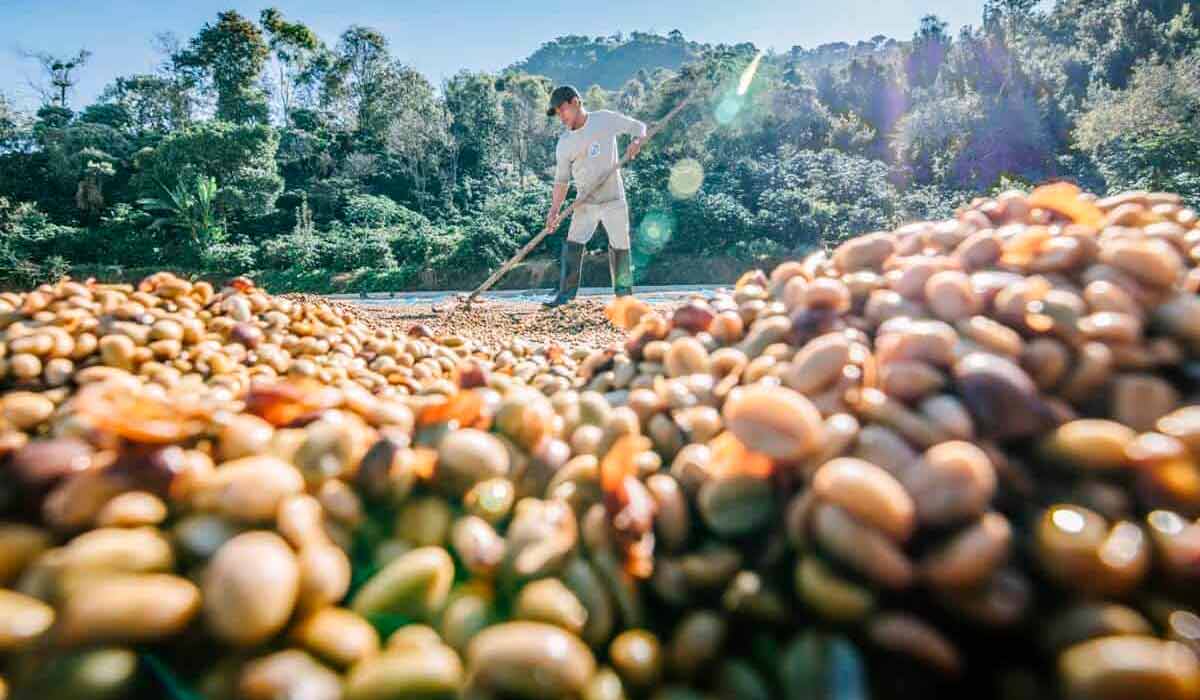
xmin=636 ymin=209 xmax=675 ymax=256
xmin=668 ymin=159 xmax=704 ymax=199
xmin=737 ymin=49 xmax=765 ymax=96
xmin=715 ymin=96 xmax=742 ymax=125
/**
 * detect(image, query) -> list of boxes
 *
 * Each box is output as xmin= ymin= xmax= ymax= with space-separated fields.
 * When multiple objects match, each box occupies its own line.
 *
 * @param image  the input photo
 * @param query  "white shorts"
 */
xmin=567 ymin=199 xmax=630 ymax=249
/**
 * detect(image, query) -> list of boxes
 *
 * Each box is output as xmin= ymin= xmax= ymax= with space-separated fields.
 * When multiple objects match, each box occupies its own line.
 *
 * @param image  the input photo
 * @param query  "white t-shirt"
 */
xmin=554 ymin=109 xmax=648 ymax=204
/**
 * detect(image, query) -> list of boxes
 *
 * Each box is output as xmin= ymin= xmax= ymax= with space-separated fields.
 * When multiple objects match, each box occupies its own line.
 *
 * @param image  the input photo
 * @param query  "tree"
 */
xmin=498 ymin=73 xmax=555 ymax=184
xmin=617 ymin=78 xmax=648 ymax=113
xmin=1050 ymin=0 xmax=1181 ymax=89
xmin=749 ymin=148 xmax=900 ymax=249
xmin=816 ymin=57 xmax=907 ymax=159
xmin=1075 ymin=50 xmax=1200 ymax=201
xmin=0 ymin=94 xmax=24 ymax=151
xmin=984 ymin=0 xmax=1040 ymax=34
xmin=510 ymin=32 xmax=703 ymax=91
xmin=382 ymin=66 xmax=453 ymax=208
xmin=319 ymin=26 xmax=393 ymax=135
xmin=97 ymin=75 xmax=195 ymax=133
xmin=905 ymin=15 xmax=951 ymax=90
xmin=174 ymin=11 xmax=270 ymax=124
xmin=444 ymin=71 xmax=504 ymax=181
xmin=894 ymin=92 xmax=983 ymax=183
xmin=133 ymin=121 xmax=283 ymax=221
xmin=260 ymin=8 xmax=322 ymax=125
xmin=23 ymin=49 xmax=92 ymax=108
xmin=44 ymin=122 xmax=133 ymax=221
xmin=584 ymin=84 xmax=610 ymax=110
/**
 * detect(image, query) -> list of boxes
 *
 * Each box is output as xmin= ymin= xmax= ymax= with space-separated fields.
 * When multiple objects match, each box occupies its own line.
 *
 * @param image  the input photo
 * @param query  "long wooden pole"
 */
xmin=460 ymin=85 xmax=699 ymax=306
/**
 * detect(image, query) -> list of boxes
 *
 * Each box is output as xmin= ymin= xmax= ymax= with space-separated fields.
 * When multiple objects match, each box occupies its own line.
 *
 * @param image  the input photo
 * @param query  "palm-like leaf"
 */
xmin=137 ymin=175 xmax=222 ymax=247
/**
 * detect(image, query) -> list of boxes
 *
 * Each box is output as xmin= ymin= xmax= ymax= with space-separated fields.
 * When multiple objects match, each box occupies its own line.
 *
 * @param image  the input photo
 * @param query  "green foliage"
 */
xmin=86 ymin=203 xmax=161 ymax=265
xmin=6 ymin=4 xmax=1200 ymax=292
xmin=317 ymin=223 xmax=397 ymax=271
xmin=893 ymin=92 xmax=982 ymax=182
xmin=0 ymin=94 xmax=20 ymax=148
xmin=1086 ymin=125 xmax=1200 ymax=203
xmin=138 ymin=174 xmax=224 ymax=262
xmin=389 ymin=225 xmax=458 ymax=268
xmin=261 ymin=195 xmax=317 ymax=269
xmin=894 ymin=85 xmax=1052 ymax=189
xmin=444 ymin=71 xmax=505 ymax=181
xmin=174 ymin=11 xmax=270 ymax=123
xmin=441 ymin=220 xmax=522 ymax=271
xmin=906 ymin=15 xmax=952 ymax=90
xmin=497 ymin=73 xmax=556 ymax=184
xmin=341 ymin=194 xmax=445 ymax=267
xmin=671 ymin=192 xmax=757 ymax=254
xmin=1050 ymin=0 xmax=1191 ymax=89
xmin=898 ymin=184 xmax=974 ymax=221
xmin=201 ymin=241 xmax=258 ymax=275
xmin=748 ymin=149 xmax=899 ymax=249
xmin=344 ymin=194 xmax=414 ymax=227
xmin=0 ymin=198 xmax=84 ymax=286
xmin=78 ymin=103 xmax=133 ymax=131
xmin=260 ymin=8 xmax=322 ymax=125
xmin=45 ymin=122 xmax=132 ymax=203
xmin=97 ymin=74 xmax=195 ymax=132
xmin=733 ymin=236 xmax=788 ymax=261
xmin=1075 ymin=49 xmax=1200 ymax=203
xmin=816 ymin=57 xmax=907 ymax=158
xmin=320 ymin=26 xmax=393 ymax=136
xmin=133 ymin=120 xmax=283 ymax=220
xmin=512 ymin=31 xmax=704 ymax=91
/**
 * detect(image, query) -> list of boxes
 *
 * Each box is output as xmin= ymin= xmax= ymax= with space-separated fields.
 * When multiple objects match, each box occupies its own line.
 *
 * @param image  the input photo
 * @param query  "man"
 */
xmin=542 ymin=85 xmax=647 ymax=308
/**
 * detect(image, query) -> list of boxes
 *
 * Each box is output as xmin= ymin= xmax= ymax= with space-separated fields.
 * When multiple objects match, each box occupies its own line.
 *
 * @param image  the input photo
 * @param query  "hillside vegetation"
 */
xmin=2 ymin=1 xmax=1199 ymax=292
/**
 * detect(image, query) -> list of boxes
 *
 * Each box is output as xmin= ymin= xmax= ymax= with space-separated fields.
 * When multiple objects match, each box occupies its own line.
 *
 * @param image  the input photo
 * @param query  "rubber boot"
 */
xmin=609 ymin=246 xmax=633 ymax=297
xmin=543 ymin=240 xmax=586 ymax=308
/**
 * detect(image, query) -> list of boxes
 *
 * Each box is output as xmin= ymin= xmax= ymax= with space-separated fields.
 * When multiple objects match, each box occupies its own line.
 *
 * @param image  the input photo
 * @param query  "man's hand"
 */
xmin=625 ymin=137 xmax=643 ymax=160
xmin=544 ymin=211 xmax=560 ymax=233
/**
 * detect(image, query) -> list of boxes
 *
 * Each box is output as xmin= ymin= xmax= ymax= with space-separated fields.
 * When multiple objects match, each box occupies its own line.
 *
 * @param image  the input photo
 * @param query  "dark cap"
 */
xmin=546 ymin=85 xmax=580 ymax=116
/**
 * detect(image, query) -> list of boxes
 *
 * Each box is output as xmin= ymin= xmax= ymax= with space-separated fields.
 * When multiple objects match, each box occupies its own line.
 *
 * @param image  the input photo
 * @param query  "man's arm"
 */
xmin=545 ymin=139 xmax=572 ymax=232
xmin=611 ymin=111 xmax=648 ymax=139
xmin=545 ymin=182 xmax=570 ymax=232
xmin=610 ymin=111 xmax=647 ymax=159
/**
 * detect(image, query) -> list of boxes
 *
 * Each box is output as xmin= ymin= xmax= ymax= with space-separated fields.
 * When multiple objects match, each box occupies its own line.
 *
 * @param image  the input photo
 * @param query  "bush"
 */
xmin=317 ymin=224 xmax=397 ymax=272
xmin=892 ymin=93 xmax=983 ymax=184
xmin=439 ymin=221 xmax=522 ymax=272
xmin=732 ymin=237 xmax=788 ymax=261
xmin=261 ymin=232 xmax=321 ymax=270
xmin=747 ymin=149 xmax=898 ymax=248
xmin=897 ymin=185 xmax=973 ymax=223
xmin=671 ymin=192 xmax=756 ymax=255
xmin=42 ymin=256 xmax=72 ymax=281
xmin=0 ymin=199 xmax=85 ymax=265
xmin=343 ymin=194 xmax=430 ymax=229
xmin=0 ymin=199 xmax=82 ymax=287
xmin=201 ymin=242 xmax=258 ymax=276
xmin=83 ymin=204 xmax=161 ymax=266
xmin=133 ymin=121 xmax=284 ymax=221
xmin=389 ymin=226 xmax=460 ymax=268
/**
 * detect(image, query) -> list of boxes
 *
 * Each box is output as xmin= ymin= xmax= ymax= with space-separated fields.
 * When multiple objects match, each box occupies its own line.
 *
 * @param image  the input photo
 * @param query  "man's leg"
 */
xmin=543 ymin=206 xmax=597 ymax=308
xmin=600 ymin=200 xmax=633 ymax=297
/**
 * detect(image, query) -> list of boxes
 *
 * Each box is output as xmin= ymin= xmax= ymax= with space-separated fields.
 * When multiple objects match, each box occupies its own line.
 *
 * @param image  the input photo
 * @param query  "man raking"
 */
xmin=542 ymin=85 xmax=647 ymax=308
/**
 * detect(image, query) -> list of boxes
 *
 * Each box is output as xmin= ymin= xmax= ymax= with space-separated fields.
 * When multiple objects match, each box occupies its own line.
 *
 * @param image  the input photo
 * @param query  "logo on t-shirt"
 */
xmin=588 ymin=142 xmax=600 ymax=158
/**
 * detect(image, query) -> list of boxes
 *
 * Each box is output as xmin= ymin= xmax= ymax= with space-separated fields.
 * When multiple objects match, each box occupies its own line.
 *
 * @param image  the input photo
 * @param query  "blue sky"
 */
xmin=1 ymin=0 xmax=1006 ymax=109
